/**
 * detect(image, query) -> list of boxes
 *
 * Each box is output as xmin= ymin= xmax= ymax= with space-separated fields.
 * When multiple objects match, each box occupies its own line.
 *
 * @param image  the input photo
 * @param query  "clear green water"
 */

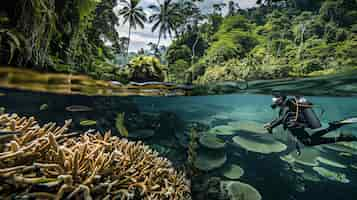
xmin=1 ymin=87 xmax=357 ymax=200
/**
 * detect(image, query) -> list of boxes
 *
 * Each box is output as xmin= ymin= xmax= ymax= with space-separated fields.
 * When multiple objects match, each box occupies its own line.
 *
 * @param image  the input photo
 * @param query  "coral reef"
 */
xmin=0 ymin=113 xmax=191 ymax=199
xmin=184 ymin=127 xmax=200 ymax=177
xmin=232 ymin=134 xmax=287 ymax=154
xmin=221 ymin=164 xmax=244 ymax=180
xmin=220 ymin=181 xmax=262 ymax=200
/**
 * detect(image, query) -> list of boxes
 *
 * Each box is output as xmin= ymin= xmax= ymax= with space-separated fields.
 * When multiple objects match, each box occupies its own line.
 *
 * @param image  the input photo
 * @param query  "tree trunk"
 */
xmin=156 ymin=33 xmax=162 ymax=46
xmin=127 ymin=24 xmax=132 ymax=58
xmin=156 ymin=33 xmax=162 ymax=55
xmin=191 ymin=34 xmax=199 ymax=65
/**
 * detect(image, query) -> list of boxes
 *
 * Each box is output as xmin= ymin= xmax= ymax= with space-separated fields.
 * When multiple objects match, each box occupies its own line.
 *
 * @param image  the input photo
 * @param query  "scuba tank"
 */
xmin=295 ymin=97 xmax=322 ymax=129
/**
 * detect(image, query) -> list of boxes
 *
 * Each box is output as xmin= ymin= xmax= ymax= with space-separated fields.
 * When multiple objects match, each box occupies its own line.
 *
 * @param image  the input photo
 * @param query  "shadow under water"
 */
xmin=1 ymin=87 xmax=357 ymax=200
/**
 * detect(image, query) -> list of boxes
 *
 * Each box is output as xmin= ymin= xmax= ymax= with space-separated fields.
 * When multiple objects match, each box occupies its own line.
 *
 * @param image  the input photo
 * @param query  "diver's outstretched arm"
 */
xmin=270 ymin=107 xmax=290 ymax=129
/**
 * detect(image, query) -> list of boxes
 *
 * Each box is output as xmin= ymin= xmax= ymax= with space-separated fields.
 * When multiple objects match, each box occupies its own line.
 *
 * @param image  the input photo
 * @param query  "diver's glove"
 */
xmin=264 ymin=123 xmax=273 ymax=134
xmin=296 ymin=142 xmax=301 ymax=156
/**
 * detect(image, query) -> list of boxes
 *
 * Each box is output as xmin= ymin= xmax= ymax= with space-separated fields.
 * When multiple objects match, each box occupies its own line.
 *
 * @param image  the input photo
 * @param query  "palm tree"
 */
xmin=148 ymin=0 xmax=182 ymax=48
xmin=118 ymin=0 xmax=147 ymax=56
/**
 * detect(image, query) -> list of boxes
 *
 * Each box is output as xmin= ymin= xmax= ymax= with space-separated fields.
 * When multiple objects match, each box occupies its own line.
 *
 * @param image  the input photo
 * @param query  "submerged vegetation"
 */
xmin=0 ymin=0 xmax=356 ymax=84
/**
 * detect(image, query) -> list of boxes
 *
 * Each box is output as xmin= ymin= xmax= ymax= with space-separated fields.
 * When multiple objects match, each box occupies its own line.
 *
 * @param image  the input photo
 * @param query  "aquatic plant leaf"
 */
xmin=79 ymin=120 xmax=97 ymax=126
xmin=40 ymin=104 xmax=48 ymax=111
xmin=115 ymin=112 xmax=128 ymax=137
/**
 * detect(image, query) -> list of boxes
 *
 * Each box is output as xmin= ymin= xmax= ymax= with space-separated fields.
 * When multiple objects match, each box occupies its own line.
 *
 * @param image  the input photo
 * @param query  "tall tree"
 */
xmin=228 ymin=1 xmax=237 ymax=16
xmin=118 ymin=0 xmax=147 ymax=56
xmin=212 ymin=3 xmax=226 ymax=15
xmin=148 ymin=0 xmax=182 ymax=48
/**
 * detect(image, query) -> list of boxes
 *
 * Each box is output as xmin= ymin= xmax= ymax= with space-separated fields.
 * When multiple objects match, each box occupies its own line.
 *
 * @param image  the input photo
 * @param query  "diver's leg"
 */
xmin=310 ymin=124 xmax=340 ymax=138
xmin=305 ymin=135 xmax=357 ymax=146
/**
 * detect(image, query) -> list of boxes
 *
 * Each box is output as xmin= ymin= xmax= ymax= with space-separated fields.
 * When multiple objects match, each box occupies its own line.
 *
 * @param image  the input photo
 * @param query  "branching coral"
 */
xmin=0 ymin=113 xmax=191 ymax=199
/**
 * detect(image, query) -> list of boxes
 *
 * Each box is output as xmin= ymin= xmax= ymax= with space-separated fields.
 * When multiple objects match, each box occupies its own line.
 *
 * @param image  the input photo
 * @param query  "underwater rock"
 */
xmin=194 ymin=150 xmax=227 ymax=171
xmin=228 ymin=121 xmax=268 ymax=134
xmin=208 ymin=125 xmax=237 ymax=136
xmin=199 ymin=135 xmax=226 ymax=149
xmin=221 ymin=164 xmax=244 ymax=180
xmin=65 ymin=105 xmax=93 ymax=112
xmin=232 ymin=134 xmax=287 ymax=154
xmin=127 ymin=129 xmax=155 ymax=139
xmin=0 ymin=113 xmax=191 ymax=199
xmin=220 ymin=181 xmax=262 ymax=200
xmin=206 ymin=177 xmax=228 ymax=200
xmin=312 ymin=167 xmax=350 ymax=183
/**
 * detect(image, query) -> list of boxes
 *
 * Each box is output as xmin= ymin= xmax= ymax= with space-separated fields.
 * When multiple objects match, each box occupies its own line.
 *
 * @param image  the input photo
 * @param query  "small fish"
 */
xmin=40 ymin=104 xmax=48 ymax=111
xmin=65 ymin=105 xmax=93 ymax=112
xmin=79 ymin=120 xmax=97 ymax=126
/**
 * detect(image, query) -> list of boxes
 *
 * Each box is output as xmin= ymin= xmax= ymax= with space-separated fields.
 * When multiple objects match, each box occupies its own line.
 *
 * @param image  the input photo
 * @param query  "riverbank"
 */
xmin=1 ymin=66 xmax=357 ymax=97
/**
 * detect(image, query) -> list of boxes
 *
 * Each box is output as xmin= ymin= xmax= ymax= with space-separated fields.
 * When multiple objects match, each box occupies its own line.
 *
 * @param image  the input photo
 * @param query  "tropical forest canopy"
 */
xmin=0 ymin=0 xmax=356 ymax=84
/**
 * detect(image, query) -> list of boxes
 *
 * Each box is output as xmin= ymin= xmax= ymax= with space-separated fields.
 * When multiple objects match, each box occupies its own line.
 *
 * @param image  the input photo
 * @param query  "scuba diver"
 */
xmin=264 ymin=93 xmax=357 ymax=155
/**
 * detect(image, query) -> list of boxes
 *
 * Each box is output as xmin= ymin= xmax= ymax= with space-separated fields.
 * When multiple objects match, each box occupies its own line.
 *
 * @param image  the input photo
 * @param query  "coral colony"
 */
xmin=0 ymin=113 xmax=191 ymax=199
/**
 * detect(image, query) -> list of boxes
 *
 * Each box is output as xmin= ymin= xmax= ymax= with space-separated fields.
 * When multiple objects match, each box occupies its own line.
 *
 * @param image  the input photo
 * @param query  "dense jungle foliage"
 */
xmin=173 ymin=0 xmax=357 ymax=84
xmin=0 ymin=0 xmax=125 ymax=80
xmin=0 ymin=0 xmax=356 ymax=84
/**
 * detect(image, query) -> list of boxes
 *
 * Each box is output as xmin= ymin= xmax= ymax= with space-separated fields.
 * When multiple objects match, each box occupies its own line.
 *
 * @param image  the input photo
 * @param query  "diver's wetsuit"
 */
xmin=269 ymin=98 xmax=357 ymax=146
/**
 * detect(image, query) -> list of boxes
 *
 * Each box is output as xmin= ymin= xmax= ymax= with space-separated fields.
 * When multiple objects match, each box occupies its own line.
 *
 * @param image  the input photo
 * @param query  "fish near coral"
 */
xmin=115 ymin=113 xmax=128 ymax=137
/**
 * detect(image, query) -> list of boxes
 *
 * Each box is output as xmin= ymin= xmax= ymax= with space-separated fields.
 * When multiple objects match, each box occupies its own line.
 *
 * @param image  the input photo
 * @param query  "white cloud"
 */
xmin=115 ymin=0 xmax=257 ymax=52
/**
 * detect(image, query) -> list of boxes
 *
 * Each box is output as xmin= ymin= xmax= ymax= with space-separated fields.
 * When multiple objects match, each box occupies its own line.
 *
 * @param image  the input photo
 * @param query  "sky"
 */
xmin=114 ymin=0 xmax=257 ymax=52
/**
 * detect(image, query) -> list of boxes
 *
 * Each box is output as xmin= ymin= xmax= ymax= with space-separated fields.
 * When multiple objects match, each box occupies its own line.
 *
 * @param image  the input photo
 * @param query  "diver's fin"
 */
xmin=337 ymin=117 xmax=357 ymax=125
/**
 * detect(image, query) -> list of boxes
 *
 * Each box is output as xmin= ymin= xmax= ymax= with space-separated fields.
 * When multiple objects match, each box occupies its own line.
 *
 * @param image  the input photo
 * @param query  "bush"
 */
xmin=195 ymin=59 xmax=291 ymax=84
xmin=169 ymin=59 xmax=190 ymax=83
xmin=126 ymin=56 xmax=166 ymax=82
xmin=166 ymin=44 xmax=192 ymax=64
